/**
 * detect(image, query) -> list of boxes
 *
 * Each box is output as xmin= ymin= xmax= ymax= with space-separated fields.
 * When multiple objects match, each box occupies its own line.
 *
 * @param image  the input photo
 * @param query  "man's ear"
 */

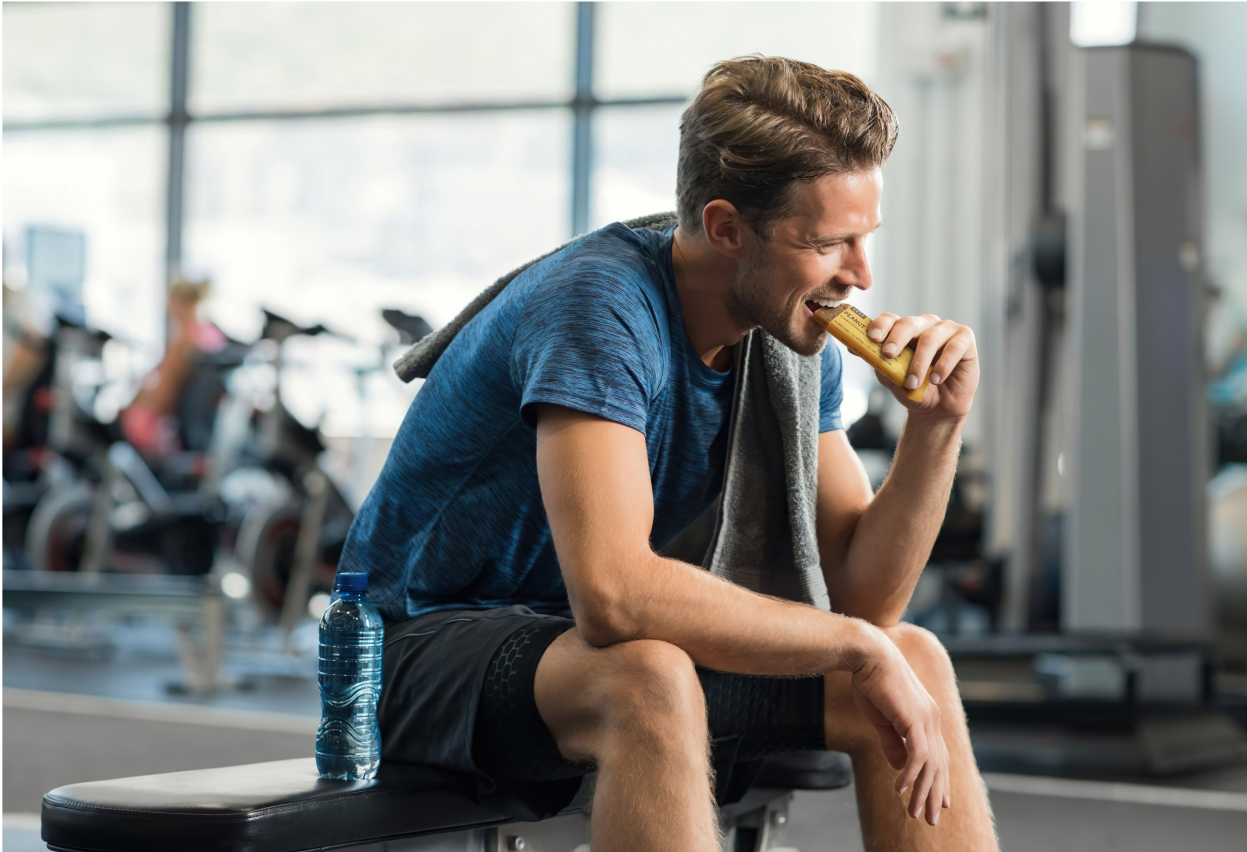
xmin=701 ymin=200 xmax=751 ymax=259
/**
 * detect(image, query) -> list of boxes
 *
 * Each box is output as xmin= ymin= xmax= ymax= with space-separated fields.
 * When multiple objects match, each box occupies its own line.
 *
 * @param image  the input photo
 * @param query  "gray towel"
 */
xmin=393 ymin=214 xmax=829 ymax=612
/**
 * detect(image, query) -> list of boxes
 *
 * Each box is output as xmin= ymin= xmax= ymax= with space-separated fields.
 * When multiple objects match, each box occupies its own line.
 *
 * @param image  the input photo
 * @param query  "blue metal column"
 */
xmin=165 ymin=2 xmax=191 ymax=281
xmin=570 ymin=2 xmax=595 ymax=237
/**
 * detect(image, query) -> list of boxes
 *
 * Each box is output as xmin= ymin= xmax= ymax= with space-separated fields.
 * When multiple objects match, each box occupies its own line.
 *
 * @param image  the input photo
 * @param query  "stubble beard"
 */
xmin=726 ymin=248 xmax=826 ymax=357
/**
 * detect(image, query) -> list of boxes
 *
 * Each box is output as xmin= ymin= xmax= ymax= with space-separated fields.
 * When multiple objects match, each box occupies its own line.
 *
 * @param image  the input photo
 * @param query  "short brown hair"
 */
xmin=676 ymin=55 xmax=899 ymax=239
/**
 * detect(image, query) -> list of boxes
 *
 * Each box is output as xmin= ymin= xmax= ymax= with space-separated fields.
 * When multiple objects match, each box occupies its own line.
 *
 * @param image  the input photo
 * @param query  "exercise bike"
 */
xmin=22 ymin=323 xmax=252 ymax=576
xmin=11 ymin=312 xmax=127 ymax=573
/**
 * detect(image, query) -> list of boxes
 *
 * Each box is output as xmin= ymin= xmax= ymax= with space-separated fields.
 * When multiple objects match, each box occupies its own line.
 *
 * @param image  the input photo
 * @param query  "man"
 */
xmin=341 ymin=56 xmax=999 ymax=851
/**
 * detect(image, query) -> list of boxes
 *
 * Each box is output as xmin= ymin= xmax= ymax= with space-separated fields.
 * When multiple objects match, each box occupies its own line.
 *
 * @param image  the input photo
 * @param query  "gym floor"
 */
xmin=5 ymin=616 xmax=1247 ymax=852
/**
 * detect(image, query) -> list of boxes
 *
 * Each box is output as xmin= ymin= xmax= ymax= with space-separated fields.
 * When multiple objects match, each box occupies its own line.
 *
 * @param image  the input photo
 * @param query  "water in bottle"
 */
xmin=316 ymin=572 xmax=384 ymax=780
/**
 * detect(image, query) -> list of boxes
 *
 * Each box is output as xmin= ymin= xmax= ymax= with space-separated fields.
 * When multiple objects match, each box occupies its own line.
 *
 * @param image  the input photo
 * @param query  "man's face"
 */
xmin=725 ymin=168 xmax=882 ymax=356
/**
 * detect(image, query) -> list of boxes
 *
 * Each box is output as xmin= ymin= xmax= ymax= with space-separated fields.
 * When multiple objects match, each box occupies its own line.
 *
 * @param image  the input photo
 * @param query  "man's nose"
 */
xmin=842 ymin=241 xmax=872 ymax=291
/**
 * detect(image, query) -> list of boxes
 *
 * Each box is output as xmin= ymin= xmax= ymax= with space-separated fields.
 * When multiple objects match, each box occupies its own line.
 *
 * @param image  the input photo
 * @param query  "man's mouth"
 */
xmin=804 ymin=298 xmax=845 ymax=316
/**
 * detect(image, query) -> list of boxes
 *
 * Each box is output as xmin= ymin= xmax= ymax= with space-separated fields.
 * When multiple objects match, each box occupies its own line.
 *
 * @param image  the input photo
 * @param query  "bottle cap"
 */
xmin=336 ymin=572 xmax=368 ymax=594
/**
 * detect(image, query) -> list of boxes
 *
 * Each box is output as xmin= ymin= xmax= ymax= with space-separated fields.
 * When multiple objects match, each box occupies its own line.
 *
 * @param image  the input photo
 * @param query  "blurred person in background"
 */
xmin=119 ymin=276 xmax=226 ymax=457
xmin=2 ymin=276 xmax=51 ymax=456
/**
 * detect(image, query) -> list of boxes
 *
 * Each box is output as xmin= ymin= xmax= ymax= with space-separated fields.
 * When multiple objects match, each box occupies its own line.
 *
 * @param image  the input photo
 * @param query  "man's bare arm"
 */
xmin=817 ymin=312 xmax=978 ymax=626
xmin=817 ymin=419 xmax=963 ymax=627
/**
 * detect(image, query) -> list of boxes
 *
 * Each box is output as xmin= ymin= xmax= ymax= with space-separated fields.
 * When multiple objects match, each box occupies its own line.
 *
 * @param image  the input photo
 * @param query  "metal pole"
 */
xmin=165 ymin=2 xmax=191 ymax=282
xmin=571 ymin=2 xmax=595 ymax=237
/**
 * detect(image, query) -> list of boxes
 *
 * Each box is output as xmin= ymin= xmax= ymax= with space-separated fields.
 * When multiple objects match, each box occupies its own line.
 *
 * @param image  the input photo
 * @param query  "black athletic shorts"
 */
xmin=377 ymin=605 xmax=826 ymax=821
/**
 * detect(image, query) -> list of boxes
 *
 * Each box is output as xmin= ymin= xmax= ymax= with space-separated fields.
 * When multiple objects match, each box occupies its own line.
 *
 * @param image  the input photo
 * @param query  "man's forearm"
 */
xmin=586 ymin=551 xmax=882 ymax=678
xmin=831 ymin=414 xmax=965 ymax=625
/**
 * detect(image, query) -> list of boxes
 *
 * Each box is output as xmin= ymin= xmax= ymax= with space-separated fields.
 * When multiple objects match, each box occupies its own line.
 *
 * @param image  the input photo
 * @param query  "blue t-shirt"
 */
xmin=340 ymin=223 xmax=845 ymax=622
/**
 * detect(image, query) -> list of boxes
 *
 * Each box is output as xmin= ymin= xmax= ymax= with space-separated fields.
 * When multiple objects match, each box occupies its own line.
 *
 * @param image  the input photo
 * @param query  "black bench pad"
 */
xmin=755 ymin=749 xmax=853 ymax=790
xmin=42 ymin=758 xmax=512 ymax=852
xmin=42 ymin=752 xmax=853 ymax=852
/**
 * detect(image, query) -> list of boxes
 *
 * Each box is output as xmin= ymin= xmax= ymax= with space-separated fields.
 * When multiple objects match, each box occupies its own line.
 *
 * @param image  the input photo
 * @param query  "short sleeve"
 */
xmin=819 ymin=341 xmax=845 ymax=432
xmin=510 ymin=255 xmax=666 ymax=434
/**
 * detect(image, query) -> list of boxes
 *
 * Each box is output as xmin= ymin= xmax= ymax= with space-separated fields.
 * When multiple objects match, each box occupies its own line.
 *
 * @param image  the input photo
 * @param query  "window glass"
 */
xmin=595 ymin=2 xmax=879 ymax=99
xmin=182 ymin=111 xmax=571 ymax=437
xmin=191 ymin=2 xmax=576 ymax=114
xmin=591 ymin=104 xmax=683 ymax=230
xmin=3 ymin=2 xmax=169 ymax=123
xmin=3 ymin=127 xmax=167 ymax=359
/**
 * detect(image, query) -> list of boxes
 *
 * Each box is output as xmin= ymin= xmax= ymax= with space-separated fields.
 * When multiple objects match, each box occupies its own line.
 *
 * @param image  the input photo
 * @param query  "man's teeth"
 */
xmin=813 ymin=299 xmax=843 ymax=308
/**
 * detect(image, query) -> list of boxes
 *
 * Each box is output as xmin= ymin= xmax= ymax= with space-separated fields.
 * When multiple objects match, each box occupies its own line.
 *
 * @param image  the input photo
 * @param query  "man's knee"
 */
xmin=881 ymin=622 xmax=956 ymax=685
xmin=591 ymin=639 xmax=704 ymax=731
xmin=550 ymin=638 xmax=704 ymax=766
xmin=539 ymin=633 xmax=706 ymax=764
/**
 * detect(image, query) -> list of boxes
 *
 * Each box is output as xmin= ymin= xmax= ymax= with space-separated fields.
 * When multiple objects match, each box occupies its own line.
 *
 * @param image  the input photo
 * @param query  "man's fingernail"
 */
xmin=944 ymin=794 xmax=951 ymax=808
xmin=869 ymin=329 xmax=884 ymax=341
xmin=882 ymin=345 xmax=897 ymax=358
xmin=929 ymin=373 xmax=940 ymax=385
xmin=933 ymin=812 xmax=940 ymax=826
xmin=898 ymin=786 xmax=909 ymax=796
xmin=905 ymin=374 xmax=919 ymax=389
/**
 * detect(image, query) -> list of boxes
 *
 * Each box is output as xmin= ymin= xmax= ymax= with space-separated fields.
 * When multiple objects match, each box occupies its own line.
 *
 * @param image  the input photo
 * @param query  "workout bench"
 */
xmin=41 ymin=750 xmax=852 ymax=851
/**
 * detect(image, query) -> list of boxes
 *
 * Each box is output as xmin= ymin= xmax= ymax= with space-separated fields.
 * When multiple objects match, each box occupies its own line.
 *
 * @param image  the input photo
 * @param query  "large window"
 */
xmin=4 ymin=1 xmax=882 ymax=436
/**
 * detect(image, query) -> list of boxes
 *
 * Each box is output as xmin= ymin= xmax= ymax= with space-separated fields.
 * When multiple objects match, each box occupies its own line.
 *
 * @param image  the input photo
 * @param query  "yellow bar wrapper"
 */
xmin=812 ymin=305 xmax=930 ymax=403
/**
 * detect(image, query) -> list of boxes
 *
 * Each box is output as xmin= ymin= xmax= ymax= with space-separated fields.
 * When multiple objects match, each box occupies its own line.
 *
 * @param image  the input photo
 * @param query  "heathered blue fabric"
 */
xmin=340 ymin=223 xmax=845 ymax=622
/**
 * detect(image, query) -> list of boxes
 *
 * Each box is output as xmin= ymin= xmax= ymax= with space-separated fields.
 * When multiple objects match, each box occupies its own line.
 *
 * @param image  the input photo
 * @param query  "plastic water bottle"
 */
xmin=316 ymin=572 xmax=384 ymax=780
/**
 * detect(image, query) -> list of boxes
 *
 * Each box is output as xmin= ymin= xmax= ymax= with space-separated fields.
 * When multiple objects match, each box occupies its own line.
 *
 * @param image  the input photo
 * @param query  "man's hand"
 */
xmin=867 ymin=313 xmax=978 ymax=420
xmin=850 ymin=627 xmax=950 ymax=826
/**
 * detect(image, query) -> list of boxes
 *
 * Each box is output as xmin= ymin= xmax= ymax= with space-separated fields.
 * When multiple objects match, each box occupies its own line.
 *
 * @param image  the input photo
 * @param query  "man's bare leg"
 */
xmin=534 ymin=628 xmax=720 ymax=852
xmin=825 ymin=622 xmax=999 ymax=852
